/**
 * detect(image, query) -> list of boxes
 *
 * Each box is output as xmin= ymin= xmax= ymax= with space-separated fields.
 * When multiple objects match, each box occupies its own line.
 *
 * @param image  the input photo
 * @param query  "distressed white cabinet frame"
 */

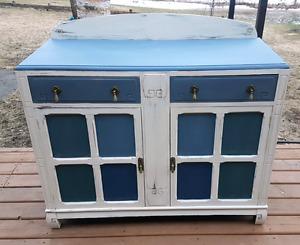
xmin=170 ymin=106 xmax=272 ymax=206
xmin=16 ymin=68 xmax=289 ymax=227
xmin=36 ymin=107 xmax=145 ymax=209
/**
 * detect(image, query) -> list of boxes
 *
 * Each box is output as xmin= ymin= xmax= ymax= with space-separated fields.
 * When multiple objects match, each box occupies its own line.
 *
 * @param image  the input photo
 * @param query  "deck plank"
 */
xmin=0 ymin=188 xmax=43 ymax=203
xmin=271 ymin=171 xmax=300 ymax=184
xmin=273 ymin=160 xmax=300 ymax=171
xmin=269 ymin=184 xmax=300 ymax=199
xmin=0 ymin=152 xmax=35 ymax=163
xmin=1 ymin=216 xmax=300 ymax=239
xmin=3 ymin=175 xmax=41 ymax=188
xmin=1 ymin=235 xmax=300 ymax=245
xmin=275 ymin=149 xmax=300 ymax=160
xmin=0 ymin=146 xmax=299 ymax=242
xmin=0 ymin=198 xmax=298 ymax=220
xmin=0 ymin=203 xmax=45 ymax=220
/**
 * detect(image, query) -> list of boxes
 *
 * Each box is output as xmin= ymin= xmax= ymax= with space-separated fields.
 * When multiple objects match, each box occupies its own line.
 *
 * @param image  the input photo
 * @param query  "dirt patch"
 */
xmin=0 ymin=6 xmax=299 ymax=147
xmin=0 ymin=7 xmax=68 ymax=69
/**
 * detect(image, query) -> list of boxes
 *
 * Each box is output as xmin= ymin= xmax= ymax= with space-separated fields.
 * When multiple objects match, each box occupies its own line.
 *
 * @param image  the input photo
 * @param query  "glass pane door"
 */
xmin=40 ymin=107 xmax=144 ymax=208
xmin=171 ymin=106 xmax=271 ymax=206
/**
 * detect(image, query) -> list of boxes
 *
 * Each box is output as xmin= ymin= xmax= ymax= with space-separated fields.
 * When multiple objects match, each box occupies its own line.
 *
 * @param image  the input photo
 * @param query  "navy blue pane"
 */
xmin=222 ymin=112 xmax=263 ymax=155
xmin=56 ymin=164 xmax=96 ymax=202
xmin=95 ymin=114 xmax=136 ymax=157
xmin=177 ymin=162 xmax=212 ymax=200
xmin=101 ymin=164 xmax=138 ymax=201
xmin=218 ymin=162 xmax=256 ymax=199
xmin=46 ymin=114 xmax=90 ymax=158
xmin=178 ymin=113 xmax=216 ymax=156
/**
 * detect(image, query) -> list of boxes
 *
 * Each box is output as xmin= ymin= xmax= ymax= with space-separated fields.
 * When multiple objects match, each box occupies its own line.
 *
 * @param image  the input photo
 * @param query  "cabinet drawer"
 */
xmin=170 ymin=75 xmax=278 ymax=102
xmin=28 ymin=76 xmax=140 ymax=103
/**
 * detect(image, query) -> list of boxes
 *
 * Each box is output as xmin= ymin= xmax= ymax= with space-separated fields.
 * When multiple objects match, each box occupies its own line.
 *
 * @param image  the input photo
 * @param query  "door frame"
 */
xmin=170 ymin=105 xmax=272 ymax=206
xmin=37 ymin=107 xmax=145 ymax=209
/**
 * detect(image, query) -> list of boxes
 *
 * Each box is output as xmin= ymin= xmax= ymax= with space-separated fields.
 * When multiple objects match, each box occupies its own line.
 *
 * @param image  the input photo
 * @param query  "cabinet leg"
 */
xmin=46 ymin=213 xmax=61 ymax=229
xmin=254 ymin=210 xmax=267 ymax=225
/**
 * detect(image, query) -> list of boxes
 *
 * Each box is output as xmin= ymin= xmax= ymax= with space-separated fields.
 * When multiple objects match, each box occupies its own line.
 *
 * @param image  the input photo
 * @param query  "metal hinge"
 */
xmin=170 ymin=157 xmax=176 ymax=173
xmin=138 ymin=158 xmax=144 ymax=173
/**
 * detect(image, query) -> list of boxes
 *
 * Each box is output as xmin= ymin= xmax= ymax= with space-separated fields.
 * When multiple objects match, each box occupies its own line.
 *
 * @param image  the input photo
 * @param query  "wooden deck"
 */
xmin=0 ymin=145 xmax=300 ymax=244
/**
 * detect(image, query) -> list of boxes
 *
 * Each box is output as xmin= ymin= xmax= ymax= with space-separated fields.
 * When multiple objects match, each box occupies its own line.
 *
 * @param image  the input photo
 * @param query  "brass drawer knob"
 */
xmin=51 ymin=86 xmax=62 ymax=103
xmin=246 ymin=85 xmax=255 ymax=100
xmin=190 ymin=85 xmax=199 ymax=101
xmin=111 ymin=86 xmax=120 ymax=102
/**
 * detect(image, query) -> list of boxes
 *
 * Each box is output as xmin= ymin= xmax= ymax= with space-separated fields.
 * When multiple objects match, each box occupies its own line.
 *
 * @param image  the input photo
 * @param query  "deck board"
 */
xmin=0 ymin=145 xmax=299 ymax=244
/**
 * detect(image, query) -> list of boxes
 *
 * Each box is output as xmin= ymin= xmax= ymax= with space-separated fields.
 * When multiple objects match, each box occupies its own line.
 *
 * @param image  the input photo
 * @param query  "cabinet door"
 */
xmin=94 ymin=109 xmax=144 ymax=206
xmin=39 ymin=108 xmax=144 ymax=208
xmin=170 ymin=106 xmax=271 ymax=206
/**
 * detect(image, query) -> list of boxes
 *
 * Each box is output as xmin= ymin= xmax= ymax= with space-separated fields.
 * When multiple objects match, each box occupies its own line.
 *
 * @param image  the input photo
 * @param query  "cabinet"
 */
xmin=16 ymin=14 xmax=289 ymax=228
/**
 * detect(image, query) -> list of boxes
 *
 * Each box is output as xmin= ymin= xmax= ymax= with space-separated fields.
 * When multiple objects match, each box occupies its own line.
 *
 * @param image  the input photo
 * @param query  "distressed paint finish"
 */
xmin=170 ymin=75 xmax=278 ymax=102
xmin=15 ymin=14 xmax=290 ymax=226
xmin=51 ymin=14 xmax=257 ymax=40
xmin=28 ymin=76 xmax=140 ymax=103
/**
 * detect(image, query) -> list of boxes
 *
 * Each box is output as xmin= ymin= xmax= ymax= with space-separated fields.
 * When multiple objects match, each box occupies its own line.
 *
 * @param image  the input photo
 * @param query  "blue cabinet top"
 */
xmin=16 ymin=14 xmax=288 ymax=71
xmin=16 ymin=38 xmax=288 ymax=71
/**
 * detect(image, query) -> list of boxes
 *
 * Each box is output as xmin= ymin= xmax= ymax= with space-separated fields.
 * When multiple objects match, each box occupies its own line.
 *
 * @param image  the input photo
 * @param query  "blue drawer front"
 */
xmin=56 ymin=164 xmax=96 ymax=202
xmin=28 ymin=76 xmax=140 ymax=103
xmin=177 ymin=162 xmax=212 ymax=200
xmin=218 ymin=162 xmax=256 ymax=199
xmin=221 ymin=112 xmax=263 ymax=155
xmin=100 ymin=164 xmax=138 ymax=201
xmin=178 ymin=113 xmax=216 ymax=156
xmin=170 ymin=75 xmax=278 ymax=102
xmin=46 ymin=114 xmax=91 ymax=158
xmin=95 ymin=114 xmax=136 ymax=157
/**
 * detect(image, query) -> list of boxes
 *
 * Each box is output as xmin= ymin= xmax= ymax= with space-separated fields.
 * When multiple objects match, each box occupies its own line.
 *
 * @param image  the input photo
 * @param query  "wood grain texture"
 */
xmin=0 ymin=188 xmax=43 ymax=202
xmin=271 ymin=171 xmax=300 ymax=184
xmin=0 ymin=146 xmax=299 ymax=243
xmin=1 ymin=235 xmax=300 ymax=245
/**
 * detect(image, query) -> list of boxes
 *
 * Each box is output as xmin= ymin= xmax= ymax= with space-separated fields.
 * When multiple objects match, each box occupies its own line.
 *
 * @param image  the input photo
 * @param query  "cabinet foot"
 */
xmin=254 ymin=210 xmax=267 ymax=225
xmin=46 ymin=214 xmax=61 ymax=229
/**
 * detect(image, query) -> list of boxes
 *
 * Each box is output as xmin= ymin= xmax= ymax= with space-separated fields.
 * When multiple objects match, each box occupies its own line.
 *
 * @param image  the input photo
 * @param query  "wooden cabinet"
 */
xmin=16 ymin=14 xmax=289 ymax=228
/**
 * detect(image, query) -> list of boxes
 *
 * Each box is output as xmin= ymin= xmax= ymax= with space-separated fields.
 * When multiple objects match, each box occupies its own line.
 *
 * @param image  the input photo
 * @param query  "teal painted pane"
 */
xmin=218 ymin=162 xmax=256 ymax=199
xmin=221 ymin=112 xmax=263 ymax=155
xmin=177 ymin=162 xmax=212 ymax=200
xmin=56 ymin=164 xmax=96 ymax=202
xmin=178 ymin=113 xmax=216 ymax=156
xmin=46 ymin=114 xmax=90 ymax=158
xmin=101 ymin=164 xmax=138 ymax=201
xmin=95 ymin=114 xmax=136 ymax=157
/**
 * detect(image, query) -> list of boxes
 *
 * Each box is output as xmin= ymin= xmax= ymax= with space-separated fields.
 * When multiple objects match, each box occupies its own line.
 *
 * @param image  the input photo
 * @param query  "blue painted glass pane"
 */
xmin=101 ymin=164 xmax=138 ymax=201
xmin=46 ymin=114 xmax=90 ymax=158
xmin=178 ymin=113 xmax=216 ymax=156
xmin=95 ymin=114 xmax=136 ymax=157
xmin=218 ymin=162 xmax=256 ymax=199
xmin=221 ymin=112 xmax=263 ymax=155
xmin=56 ymin=164 xmax=96 ymax=202
xmin=177 ymin=162 xmax=212 ymax=200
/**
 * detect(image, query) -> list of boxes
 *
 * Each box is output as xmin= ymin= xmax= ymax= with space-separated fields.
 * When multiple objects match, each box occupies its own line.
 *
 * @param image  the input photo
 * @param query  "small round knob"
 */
xmin=111 ymin=86 xmax=120 ymax=102
xmin=246 ymin=85 xmax=255 ymax=100
xmin=190 ymin=85 xmax=199 ymax=101
xmin=51 ymin=86 xmax=62 ymax=103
